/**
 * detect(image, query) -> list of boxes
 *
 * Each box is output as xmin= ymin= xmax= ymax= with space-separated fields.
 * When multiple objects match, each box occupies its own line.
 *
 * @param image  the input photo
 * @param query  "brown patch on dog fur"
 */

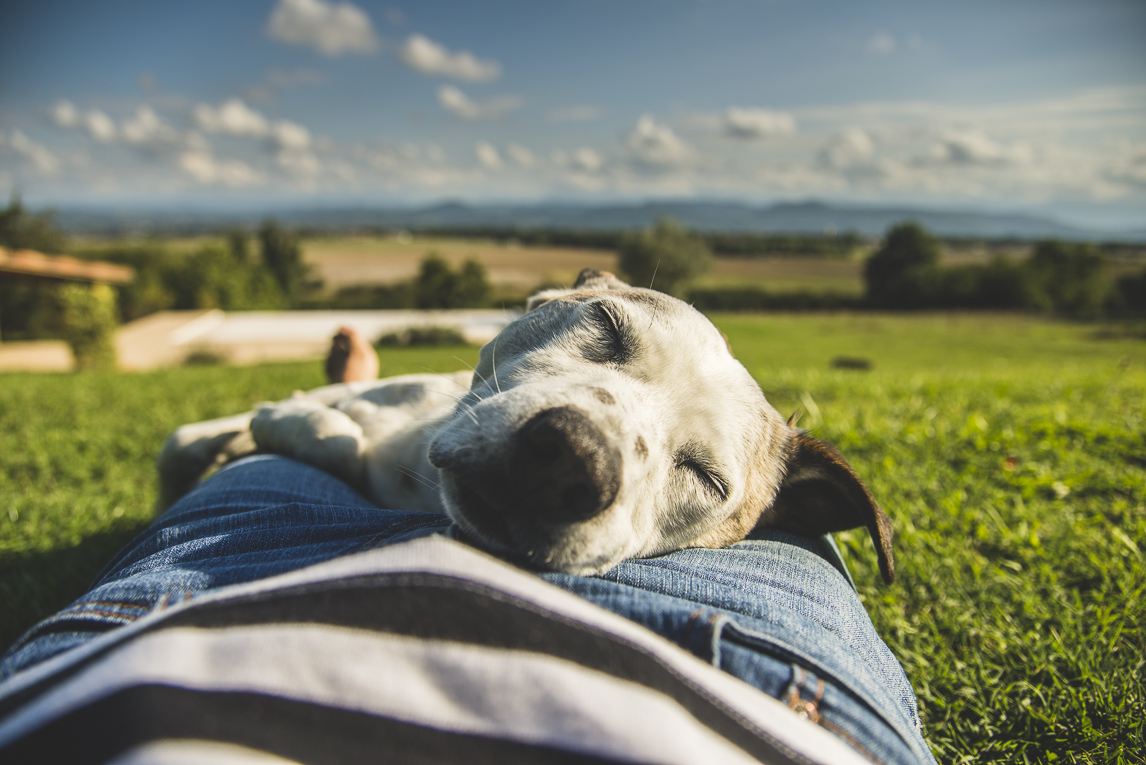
xmin=687 ymin=419 xmax=791 ymax=550
xmin=634 ymin=434 xmax=649 ymax=461
xmin=769 ymin=432 xmax=895 ymax=585
xmin=590 ymin=387 xmax=617 ymax=406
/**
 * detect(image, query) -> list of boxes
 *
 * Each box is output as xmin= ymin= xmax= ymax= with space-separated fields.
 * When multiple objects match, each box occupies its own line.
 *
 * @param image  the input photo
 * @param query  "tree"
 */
xmin=1025 ymin=240 xmax=1108 ymax=315
xmin=1114 ymin=267 xmax=1146 ymax=313
xmin=415 ymin=254 xmax=492 ymax=309
xmin=618 ymin=218 xmax=712 ymax=296
xmin=173 ymin=245 xmax=284 ymax=311
xmin=258 ymin=219 xmax=310 ymax=302
xmin=454 ymin=259 xmax=492 ymax=307
xmin=863 ymin=222 xmax=941 ymax=309
xmin=0 ymin=193 xmax=68 ymax=254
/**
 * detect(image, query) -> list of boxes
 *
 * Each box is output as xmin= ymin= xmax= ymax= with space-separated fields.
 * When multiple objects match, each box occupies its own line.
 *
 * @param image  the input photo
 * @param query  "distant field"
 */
xmin=78 ymin=232 xmax=1146 ymax=300
xmin=2 ymin=312 xmax=1143 ymax=762
xmin=301 ymin=234 xmax=868 ymax=295
xmin=302 ymin=235 xmax=616 ymax=291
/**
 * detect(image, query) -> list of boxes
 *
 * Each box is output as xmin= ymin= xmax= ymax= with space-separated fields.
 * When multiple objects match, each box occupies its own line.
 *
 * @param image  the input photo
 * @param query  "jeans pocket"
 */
xmin=714 ymin=618 xmax=936 ymax=765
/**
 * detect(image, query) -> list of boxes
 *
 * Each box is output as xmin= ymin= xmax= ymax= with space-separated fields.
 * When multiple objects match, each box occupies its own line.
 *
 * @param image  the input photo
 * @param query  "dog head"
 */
xmin=429 ymin=269 xmax=894 ymax=582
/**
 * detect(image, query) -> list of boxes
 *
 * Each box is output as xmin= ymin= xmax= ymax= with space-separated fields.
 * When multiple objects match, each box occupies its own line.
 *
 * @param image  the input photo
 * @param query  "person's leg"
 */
xmin=5 ymin=452 xmax=933 ymax=761
xmin=541 ymin=534 xmax=936 ymax=765
xmin=0 ymin=455 xmax=450 ymax=679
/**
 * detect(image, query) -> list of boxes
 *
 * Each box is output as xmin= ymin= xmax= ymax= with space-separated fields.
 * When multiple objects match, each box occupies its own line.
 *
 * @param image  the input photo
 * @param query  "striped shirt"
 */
xmin=0 ymin=536 xmax=869 ymax=765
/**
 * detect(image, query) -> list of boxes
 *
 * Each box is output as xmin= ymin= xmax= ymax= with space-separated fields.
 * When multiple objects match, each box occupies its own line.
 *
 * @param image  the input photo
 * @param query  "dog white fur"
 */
xmin=158 ymin=269 xmax=894 ymax=581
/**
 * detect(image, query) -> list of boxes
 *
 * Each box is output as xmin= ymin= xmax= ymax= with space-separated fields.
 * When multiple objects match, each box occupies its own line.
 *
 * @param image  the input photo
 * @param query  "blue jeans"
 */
xmin=1 ymin=456 xmax=936 ymax=764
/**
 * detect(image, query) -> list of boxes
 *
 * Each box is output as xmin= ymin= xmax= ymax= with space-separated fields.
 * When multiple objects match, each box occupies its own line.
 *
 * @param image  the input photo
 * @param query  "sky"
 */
xmin=0 ymin=0 xmax=1144 ymax=230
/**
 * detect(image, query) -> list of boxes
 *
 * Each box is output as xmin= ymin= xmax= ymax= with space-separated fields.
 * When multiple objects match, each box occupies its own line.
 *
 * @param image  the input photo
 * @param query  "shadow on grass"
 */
xmin=0 ymin=523 xmax=150 ymax=651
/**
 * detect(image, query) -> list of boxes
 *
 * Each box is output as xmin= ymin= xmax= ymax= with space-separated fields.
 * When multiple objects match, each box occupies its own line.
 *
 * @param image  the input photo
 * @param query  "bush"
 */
xmin=415 ymin=255 xmax=492 ymax=309
xmin=1025 ymin=240 xmax=1109 ymax=315
xmin=618 ymin=218 xmax=712 ymax=296
xmin=687 ymin=286 xmax=862 ymax=312
xmin=316 ymin=283 xmax=416 ymax=310
xmin=376 ymin=326 xmax=468 ymax=347
xmin=863 ymin=222 xmax=941 ymax=309
xmin=57 ymin=282 xmax=119 ymax=371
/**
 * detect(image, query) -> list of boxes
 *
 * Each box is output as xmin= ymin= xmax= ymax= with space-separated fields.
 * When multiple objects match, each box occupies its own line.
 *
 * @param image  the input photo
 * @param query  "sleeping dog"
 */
xmin=157 ymin=269 xmax=894 ymax=582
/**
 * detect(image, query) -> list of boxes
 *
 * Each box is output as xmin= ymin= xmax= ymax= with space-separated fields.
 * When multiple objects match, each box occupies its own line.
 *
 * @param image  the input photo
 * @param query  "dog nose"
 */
xmin=511 ymin=407 xmax=621 ymax=523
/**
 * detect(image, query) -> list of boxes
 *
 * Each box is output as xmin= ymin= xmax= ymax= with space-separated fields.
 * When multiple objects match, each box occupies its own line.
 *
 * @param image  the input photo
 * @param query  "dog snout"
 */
xmin=511 ymin=406 xmax=621 ymax=524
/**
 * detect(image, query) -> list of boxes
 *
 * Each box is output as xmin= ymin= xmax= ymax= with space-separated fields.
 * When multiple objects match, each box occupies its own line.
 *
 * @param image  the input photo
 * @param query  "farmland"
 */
xmin=1 ymin=312 xmax=1144 ymax=763
xmin=301 ymin=234 xmax=870 ymax=295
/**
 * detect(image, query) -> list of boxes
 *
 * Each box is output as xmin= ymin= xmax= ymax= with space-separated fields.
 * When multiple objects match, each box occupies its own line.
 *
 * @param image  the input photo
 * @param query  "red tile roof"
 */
xmin=0 ymin=248 xmax=134 ymax=284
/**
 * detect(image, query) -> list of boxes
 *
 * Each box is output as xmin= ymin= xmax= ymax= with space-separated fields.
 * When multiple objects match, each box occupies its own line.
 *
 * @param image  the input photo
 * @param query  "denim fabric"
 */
xmin=1 ymin=455 xmax=935 ymax=764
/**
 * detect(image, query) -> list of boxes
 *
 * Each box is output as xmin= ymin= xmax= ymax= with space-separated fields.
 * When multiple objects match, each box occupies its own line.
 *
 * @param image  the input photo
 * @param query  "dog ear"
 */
xmin=769 ymin=431 xmax=895 ymax=584
xmin=573 ymin=268 xmax=630 ymax=291
xmin=526 ymin=269 xmax=632 ymax=312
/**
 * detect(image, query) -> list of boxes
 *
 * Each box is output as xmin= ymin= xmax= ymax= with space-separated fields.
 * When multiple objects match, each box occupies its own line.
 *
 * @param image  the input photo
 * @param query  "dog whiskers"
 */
xmin=416 ymin=366 xmax=479 ymax=397
xmin=492 ymin=335 xmax=502 ymax=394
xmin=452 ymin=356 xmax=492 ymax=401
xmin=395 ymin=465 xmax=441 ymax=492
xmin=459 ymin=402 xmax=480 ymax=426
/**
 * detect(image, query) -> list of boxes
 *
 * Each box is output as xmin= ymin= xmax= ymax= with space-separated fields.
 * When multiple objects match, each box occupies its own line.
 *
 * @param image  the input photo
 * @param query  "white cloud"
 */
xmin=266 ymin=0 xmax=379 ymax=56
xmin=572 ymin=147 xmax=602 ymax=173
xmin=193 ymin=99 xmax=313 ymax=157
xmin=548 ymin=105 xmax=602 ymax=123
xmin=195 ymin=98 xmax=271 ymax=137
xmin=624 ymin=116 xmax=694 ymax=168
xmin=398 ymin=34 xmax=501 ymax=82
xmin=1106 ymin=147 xmax=1146 ymax=189
xmin=84 ymin=111 xmax=117 ymax=142
xmin=180 ymin=150 xmax=259 ymax=186
xmin=867 ymin=31 xmax=896 ymax=55
xmin=724 ymin=108 xmax=796 ymax=139
xmin=8 ymin=130 xmax=60 ymax=173
xmin=276 ymin=147 xmax=321 ymax=176
xmin=51 ymin=100 xmax=79 ymax=128
xmin=121 ymin=106 xmax=181 ymax=147
xmin=437 ymin=86 xmax=520 ymax=120
xmin=50 ymin=100 xmax=205 ymax=163
xmin=505 ymin=144 xmax=535 ymax=167
xmin=272 ymin=120 xmax=311 ymax=150
xmin=819 ymin=128 xmax=874 ymax=168
xmin=475 ymin=142 xmax=501 ymax=169
xmin=927 ymin=129 xmax=1032 ymax=166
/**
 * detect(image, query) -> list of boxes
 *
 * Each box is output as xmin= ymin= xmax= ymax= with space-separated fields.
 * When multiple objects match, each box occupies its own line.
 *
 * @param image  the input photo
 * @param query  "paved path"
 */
xmin=1 ymin=309 xmax=520 ymax=373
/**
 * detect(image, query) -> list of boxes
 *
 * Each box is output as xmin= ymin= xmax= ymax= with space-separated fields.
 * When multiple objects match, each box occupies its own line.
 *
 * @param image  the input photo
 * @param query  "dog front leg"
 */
xmin=156 ymin=413 xmax=257 ymax=510
xmin=251 ymin=399 xmax=368 ymax=490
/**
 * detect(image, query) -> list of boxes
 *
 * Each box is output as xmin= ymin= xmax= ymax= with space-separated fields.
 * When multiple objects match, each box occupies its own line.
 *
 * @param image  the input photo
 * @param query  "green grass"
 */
xmin=2 ymin=315 xmax=1144 ymax=763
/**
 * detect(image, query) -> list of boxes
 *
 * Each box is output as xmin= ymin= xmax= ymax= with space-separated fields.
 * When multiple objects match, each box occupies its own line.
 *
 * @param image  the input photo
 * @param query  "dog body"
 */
xmin=158 ymin=270 xmax=894 ymax=581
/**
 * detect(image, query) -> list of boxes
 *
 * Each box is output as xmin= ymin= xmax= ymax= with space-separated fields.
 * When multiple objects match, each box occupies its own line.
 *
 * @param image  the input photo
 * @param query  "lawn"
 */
xmin=1 ymin=313 xmax=1144 ymax=763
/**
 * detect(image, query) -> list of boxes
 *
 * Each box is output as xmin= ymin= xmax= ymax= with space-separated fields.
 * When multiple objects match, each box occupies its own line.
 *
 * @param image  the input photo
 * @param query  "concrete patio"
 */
xmin=0 ymin=308 xmax=520 ymax=373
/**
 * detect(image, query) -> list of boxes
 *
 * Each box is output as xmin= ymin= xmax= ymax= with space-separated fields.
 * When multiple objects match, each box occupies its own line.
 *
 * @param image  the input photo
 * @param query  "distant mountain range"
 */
xmin=54 ymin=200 xmax=1146 ymax=242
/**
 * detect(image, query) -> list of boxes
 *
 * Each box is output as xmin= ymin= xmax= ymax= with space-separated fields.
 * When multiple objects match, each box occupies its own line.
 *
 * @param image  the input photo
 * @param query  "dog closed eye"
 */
xmin=583 ymin=302 xmax=633 ymax=365
xmin=674 ymin=451 xmax=729 ymax=501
